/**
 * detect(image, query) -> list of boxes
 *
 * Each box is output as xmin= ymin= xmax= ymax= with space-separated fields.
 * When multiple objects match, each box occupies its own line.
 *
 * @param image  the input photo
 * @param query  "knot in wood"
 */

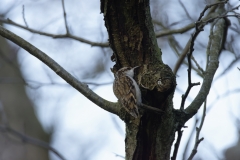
xmin=156 ymin=65 xmax=176 ymax=92
xmin=140 ymin=64 xmax=176 ymax=93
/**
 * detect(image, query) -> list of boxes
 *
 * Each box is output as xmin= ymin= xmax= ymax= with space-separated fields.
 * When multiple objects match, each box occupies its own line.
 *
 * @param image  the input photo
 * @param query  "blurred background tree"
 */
xmin=0 ymin=21 xmax=49 ymax=159
xmin=0 ymin=0 xmax=240 ymax=160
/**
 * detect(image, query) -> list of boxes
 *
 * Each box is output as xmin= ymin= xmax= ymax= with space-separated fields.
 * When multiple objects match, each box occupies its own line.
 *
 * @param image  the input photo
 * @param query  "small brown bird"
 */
xmin=113 ymin=66 xmax=141 ymax=118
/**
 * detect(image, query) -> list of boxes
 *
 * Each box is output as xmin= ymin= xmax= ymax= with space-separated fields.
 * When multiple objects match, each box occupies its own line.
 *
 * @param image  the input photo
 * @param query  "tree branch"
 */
xmin=0 ymin=18 xmax=109 ymax=47
xmin=0 ymin=125 xmax=66 ymax=160
xmin=179 ymin=11 xmax=206 ymax=110
xmin=155 ymin=6 xmax=219 ymax=38
xmin=61 ymin=0 xmax=70 ymax=34
xmin=184 ymin=4 xmax=228 ymax=121
xmin=0 ymin=25 xmax=120 ymax=115
xmin=187 ymin=99 xmax=207 ymax=160
xmin=171 ymin=127 xmax=183 ymax=160
xmin=22 ymin=5 xmax=29 ymax=28
xmin=178 ymin=0 xmax=194 ymax=21
xmin=182 ymin=117 xmax=198 ymax=160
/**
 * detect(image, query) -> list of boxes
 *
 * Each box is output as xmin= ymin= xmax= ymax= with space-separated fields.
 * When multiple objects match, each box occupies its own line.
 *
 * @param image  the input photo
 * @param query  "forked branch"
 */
xmin=184 ymin=3 xmax=232 ymax=121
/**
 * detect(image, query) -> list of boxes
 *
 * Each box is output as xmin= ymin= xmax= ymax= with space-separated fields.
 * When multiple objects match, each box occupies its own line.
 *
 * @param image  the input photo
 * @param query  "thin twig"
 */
xmin=191 ymin=55 xmax=205 ymax=75
xmin=154 ymin=6 xmax=219 ymax=38
xmin=113 ymin=152 xmax=125 ymax=158
xmin=180 ymin=83 xmax=200 ymax=111
xmin=197 ymin=0 xmax=228 ymax=22
xmin=182 ymin=117 xmax=198 ymax=160
xmin=207 ymin=89 xmax=240 ymax=113
xmin=180 ymin=21 xmax=203 ymax=110
xmin=214 ymin=56 xmax=240 ymax=81
xmin=61 ymin=0 xmax=69 ymax=34
xmin=171 ymin=126 xmax=183 ymax=160
xmin=0 ymin=77 xmax=113 ymax=89
xmin=0 ymin=18 xmax=108 ymax=47
xmin=178 ymin=0 xmax=194 ymax=21
xmin=82 ymin=81 xmax=113 ymax=86
xmin=183 ymin=60 xmax=204 ymax=77
xmin=173 ymin=38 xmax=191 ymax=75
xmin=22 ymin=5 xmax=29 ymax=28
xmin=187 ymin=99 xmax=207 ymax=160
xmin=0 ymin=125 xmax=66 ymax=160
xmin=203 ymin=14 xmax=240 ymax=24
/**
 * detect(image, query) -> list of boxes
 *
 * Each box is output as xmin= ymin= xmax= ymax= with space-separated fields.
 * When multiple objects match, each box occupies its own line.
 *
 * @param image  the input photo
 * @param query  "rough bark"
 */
xmin=101 ymin=0 xmax=176 ymax=159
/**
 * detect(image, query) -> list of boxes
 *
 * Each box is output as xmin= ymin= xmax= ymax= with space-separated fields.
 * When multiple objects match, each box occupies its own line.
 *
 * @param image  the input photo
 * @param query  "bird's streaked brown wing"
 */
xmin=113 ymin=75 xmax=139 ymax=118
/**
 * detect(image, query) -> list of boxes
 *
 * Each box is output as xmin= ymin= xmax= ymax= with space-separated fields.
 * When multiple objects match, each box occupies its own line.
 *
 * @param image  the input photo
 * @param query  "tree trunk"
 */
xmin=100 ymin=0 xmax=228 ymax=159
xmin=100 ymin=0 xmax=177 ymax=159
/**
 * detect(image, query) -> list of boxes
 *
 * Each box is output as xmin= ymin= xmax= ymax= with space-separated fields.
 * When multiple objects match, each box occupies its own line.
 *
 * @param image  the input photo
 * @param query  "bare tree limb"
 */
xmin=182 ymin=116 xmax=198 ymax=160
xmin=61 ymin=0 xmax=69 ymax=34
xmin=214 ymin=56 xmax=240 ymax=81
xmin=113 ymin=152 xmax=125 ymax=159
xmin=184 ymin=4 xmax=229 ymax=120
xmin=178 ymin=0 xmax=194 ymax=21
xmin=187 ymin=99 xmax=207 ymax=160
xmin=179 ymin=16 xmax=204 ymax=110
xmin=171 ymin=126 xmax=183 ymax=160
xmin=155 ymin=22 xmax=196 ymax=38
xmin=0 ymin=77 xmax=113 ymax=89
xmin=197 ymin=0 xmax=228 ymax=21
xmin=173 ymin=37 xmax=191 ymax=74
xmin=0 ymin=25 xmax=120 ymax=115
xmin=191 ymin=55 xmax=205 ymax=75
xmin=0 ymin=125 xmax=66 ymax=160
xmin=207 ymin=88 xmax=240 ymax=113
xmin=22 ymin=5 xmax=28 ymax=28
xmin=0 ymin=18 xmax=109 ymax=47
xmin=155 ymin=7 xmax=219 ymax=38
